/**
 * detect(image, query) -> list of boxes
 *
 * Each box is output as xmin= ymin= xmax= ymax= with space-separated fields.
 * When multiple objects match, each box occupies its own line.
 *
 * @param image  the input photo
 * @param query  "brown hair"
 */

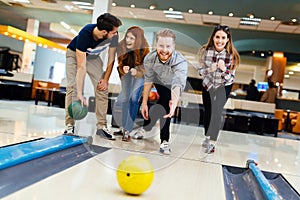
xmin=201 ymin=25 xmax=240 ymax=69
xmin=117 ymin=26 xmax=150 ymax=77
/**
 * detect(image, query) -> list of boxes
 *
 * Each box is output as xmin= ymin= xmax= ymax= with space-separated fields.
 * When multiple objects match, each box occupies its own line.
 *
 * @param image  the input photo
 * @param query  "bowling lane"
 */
xmin=0 ymin=100 xmax=65 ymax=147
xmin=2 ymin=148 xmax=226 ymax=200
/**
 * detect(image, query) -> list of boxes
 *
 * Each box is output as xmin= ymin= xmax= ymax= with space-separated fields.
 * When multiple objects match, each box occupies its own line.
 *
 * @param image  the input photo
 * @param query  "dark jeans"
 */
xmin=143 ymin=82 xmax=171 ymax=143
xmin=202 ymin=85 xmax=232 ymax=141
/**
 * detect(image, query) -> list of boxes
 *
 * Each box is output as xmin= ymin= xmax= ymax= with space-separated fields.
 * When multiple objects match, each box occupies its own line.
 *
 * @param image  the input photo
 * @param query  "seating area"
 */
xmin=291 ymin=112 xmax=300 ymax=134
xmin=273 ymin=109 xmax=300 ymax=134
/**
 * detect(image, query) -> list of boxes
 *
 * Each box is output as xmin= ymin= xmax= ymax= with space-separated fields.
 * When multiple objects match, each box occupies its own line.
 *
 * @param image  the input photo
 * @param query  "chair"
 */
xmin=274 ymin=109 xmax=285 ymax=131
xmin=290 ymin=112 xmax=300 ymax=134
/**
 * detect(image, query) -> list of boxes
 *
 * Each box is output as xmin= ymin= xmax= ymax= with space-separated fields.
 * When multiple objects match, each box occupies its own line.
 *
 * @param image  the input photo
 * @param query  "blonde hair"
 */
xmin=155 ymin=29 xmax=176 ymax=42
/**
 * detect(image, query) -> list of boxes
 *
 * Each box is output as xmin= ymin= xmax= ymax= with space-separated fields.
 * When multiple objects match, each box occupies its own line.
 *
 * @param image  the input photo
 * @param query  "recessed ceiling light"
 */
xmin=169 ymin=7 xmax=174 ymax=11
xmin=260 ymin=52 xmax=265 ymax=57
xmin=248 ymin=14 xmax=254 ymax=18
xmin=188 ymin=9 xmax=193 ymax=13
xmin=228 ymin=12 xmax=234 ymax=17
xmin=130 ymin=4 xmax=135 ymax=8
xmin=291 ymin=18 xmax=297 ymax=22
xmin=149 ymin=4 xmax=156 ymax=10
xmin=270 ymin=16 xmax=275 ymax=20
xmin=208 ymin=11 xmax=213 ymax=15
xmin=112 ymin=2 xmax=117 ymax=7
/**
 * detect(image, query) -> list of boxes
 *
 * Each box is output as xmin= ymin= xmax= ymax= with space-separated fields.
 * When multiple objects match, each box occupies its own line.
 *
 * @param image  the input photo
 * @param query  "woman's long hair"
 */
xmin=117 ymin=26 xmax=150 ymax=68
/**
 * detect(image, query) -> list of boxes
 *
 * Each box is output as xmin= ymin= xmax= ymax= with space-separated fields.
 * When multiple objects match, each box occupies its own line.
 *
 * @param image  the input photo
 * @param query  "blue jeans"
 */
xmin=121 ymin=73 xmax=144 ymax=132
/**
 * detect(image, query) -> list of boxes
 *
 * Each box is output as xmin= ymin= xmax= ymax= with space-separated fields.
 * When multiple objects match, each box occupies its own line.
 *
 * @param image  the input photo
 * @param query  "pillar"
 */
xmin=265 ymin=52 xmax=286 ymax=96
xmin=84 ymin=0 xmax=111 ymax=97
xmin=21 ymin=18 xmax=39 ymax=74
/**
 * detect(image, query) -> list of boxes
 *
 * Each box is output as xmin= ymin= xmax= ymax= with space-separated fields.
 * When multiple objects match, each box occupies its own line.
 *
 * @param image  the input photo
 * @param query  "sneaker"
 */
xmin=113 ymin=129 xmax=124 ymax=136
xmin=122 ymin=130 xmax=130 ymax=142
xmin=132 ymin=128 xmax=144 ymax=140
xmin=205 ymin=143 xmax=215 ymax=154
xmin=63 ymin=124 xmax=75 ymax=135
xmin=159 ymin=141 xmax=171 ymax=155
xmin=202 ymin=136 xmax=210 ymax=148
xmin=96 ymin=128 xmax=116 ymax=140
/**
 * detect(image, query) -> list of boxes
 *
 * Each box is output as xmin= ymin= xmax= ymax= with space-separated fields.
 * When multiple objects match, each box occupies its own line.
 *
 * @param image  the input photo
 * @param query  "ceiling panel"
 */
xmin=220 ymin=16 xmax=240 ymax=28
xmin=276 ymin=24 xmax=298 ymax=33
xmin=257 ymin=20 xmax=280 ymax=32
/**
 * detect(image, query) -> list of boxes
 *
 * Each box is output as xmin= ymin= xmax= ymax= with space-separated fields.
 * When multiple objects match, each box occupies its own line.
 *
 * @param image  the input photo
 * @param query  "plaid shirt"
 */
xmin=198 ymin=47 xmax=235 ymax=91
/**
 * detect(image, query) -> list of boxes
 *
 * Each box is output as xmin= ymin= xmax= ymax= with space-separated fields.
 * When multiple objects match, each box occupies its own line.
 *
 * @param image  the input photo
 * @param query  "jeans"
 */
xmin=120 ymin=73 xmax=144 ymax=132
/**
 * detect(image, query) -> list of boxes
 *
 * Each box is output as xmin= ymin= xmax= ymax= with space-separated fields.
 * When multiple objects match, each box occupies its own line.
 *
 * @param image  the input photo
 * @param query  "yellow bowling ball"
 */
xmin=116 ymin=155 xmax=154 ymax=195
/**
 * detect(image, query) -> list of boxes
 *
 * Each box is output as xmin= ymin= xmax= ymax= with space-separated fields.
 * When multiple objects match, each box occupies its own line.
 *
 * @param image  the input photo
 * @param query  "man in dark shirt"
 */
xmin=246 ymin=79 xmax=259 ymax=101
xmin=64 ymin=13 xmax=122 ymax=140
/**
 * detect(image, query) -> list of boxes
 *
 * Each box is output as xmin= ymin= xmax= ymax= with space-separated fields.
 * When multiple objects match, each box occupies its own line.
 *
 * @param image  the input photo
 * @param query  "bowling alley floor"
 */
xmin=0 ymin=100 xmax=300 ymax=200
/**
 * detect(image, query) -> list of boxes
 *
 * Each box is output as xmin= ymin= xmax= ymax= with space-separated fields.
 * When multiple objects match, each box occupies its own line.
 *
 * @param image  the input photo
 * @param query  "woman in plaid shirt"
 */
xmin=198 ymin=25 xmax=240 ymax=154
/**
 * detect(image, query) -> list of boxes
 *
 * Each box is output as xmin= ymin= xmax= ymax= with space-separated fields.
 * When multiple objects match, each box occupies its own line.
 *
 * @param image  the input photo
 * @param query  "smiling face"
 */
xmin=213 ymin=30 xmax=229 ymax=52
xmin=125 ymin=32 xmax=136 ymax=50
xmin=156 ymin=36 xmax=175 ymax=62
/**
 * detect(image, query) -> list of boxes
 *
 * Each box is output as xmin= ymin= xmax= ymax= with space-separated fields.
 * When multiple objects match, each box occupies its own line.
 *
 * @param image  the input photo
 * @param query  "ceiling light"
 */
xmin=208 ymin=11 xmax=213 ymax=15
xmin=284 ymin=74 xmax=290 ymax=78
xmin=60 ymin=21 xmax=71 ymax=30
xmin=111 ymin=2 xmax=117 ymax=7
xmin=188 ymin=9 xmax=193 ymax=13
xmin=165 ymin=14 xmax=183 ymax=19
xmin=163 ymin=10 xmax=183 ymax=19
xmin=273 ymin=52 xmax=284 ymax=58
xmin=248 ymin=14 xmax=254 ymax=18
xmin=291 ymin=18 xmax=297 ymax=22
xmin=78 ymin=5 xmax=94 ymax=10
xmin=130 ymin=4 xmax=135 ymax=8
xmin=70 ymin=29 xmax=78 ymax=36
xmin=13 ymin=0 xmax=30 ymax=3
xmin=289 ymin=71 xmax=294 ymax=75
xmin=0 ymin=25 xmax=66 ymax=51
xmin=240 ymin=17 xmax=261 ymax=26
xmin=169 ymin=7 xmax=174 ymax=11
xmin=270 ymin=16 xmax=275 ymax=20
xmin=228 ymin=13 xmax=234 ymax=17
xmin=149 ymin=4 xmax=156 ymax=10
xmin=72 ymin=1 xmax=91 ymax=6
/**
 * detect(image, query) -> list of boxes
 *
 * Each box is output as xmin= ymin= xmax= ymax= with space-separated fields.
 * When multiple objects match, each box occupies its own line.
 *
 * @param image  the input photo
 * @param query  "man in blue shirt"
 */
xmin=64 ymin=13 xmax=122 ymax=140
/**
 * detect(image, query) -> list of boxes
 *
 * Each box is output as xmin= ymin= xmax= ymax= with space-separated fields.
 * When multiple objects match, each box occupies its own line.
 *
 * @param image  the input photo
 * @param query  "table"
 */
xmin=35 ymin=87 xmax=60 ymax=106
xmin=248 ymin=114 xmax=279 ymax=137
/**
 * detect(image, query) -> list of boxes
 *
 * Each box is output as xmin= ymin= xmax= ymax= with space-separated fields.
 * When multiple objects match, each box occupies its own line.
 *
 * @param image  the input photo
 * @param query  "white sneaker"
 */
xmin=122 ymin=130 xmax=131 ymax=142
xmin=202 ymin=136 xmax=210 ymax=148
xmin=63 ymin=124 xmax=75 ymax=135
xmin=159 ymin=140 xmax=171 ymax=155
xmin=132 ymin=128 xmax=145 ymax=140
